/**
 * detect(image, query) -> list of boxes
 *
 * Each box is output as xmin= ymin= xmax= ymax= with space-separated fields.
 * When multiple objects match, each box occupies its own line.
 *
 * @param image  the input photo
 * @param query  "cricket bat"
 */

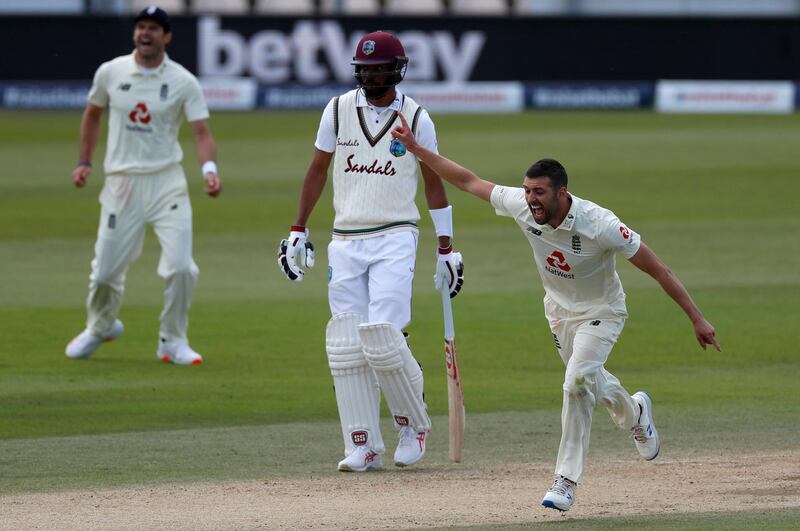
xmin=440 ymin=287 xmax=465 ymax=462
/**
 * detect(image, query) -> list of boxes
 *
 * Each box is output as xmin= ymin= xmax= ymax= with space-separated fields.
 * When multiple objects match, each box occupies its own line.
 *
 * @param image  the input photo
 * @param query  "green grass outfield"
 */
xmin=1 ymin=110 xmax=798 ymax=526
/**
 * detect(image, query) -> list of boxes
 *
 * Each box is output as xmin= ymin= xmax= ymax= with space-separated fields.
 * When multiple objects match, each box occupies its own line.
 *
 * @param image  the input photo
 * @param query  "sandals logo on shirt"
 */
xmin=126 ymin=102 xmax=153 ymax=132
xmin=343 ymin=154 xmax=396 ymax=176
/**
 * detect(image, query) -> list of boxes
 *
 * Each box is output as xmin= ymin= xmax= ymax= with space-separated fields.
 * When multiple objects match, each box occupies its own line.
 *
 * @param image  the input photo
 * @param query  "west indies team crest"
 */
xmin=389 ymin=138 xmax=407 ymax=157
xmin=362 ymin=40 xmax=376 ymax=55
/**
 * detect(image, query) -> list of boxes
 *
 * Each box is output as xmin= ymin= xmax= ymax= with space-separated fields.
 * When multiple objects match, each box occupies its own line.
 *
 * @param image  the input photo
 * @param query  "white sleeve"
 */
xmin=596 ymin=211 xmax=641 ymax=258
xmin=87 ymin=63 xmax=110 ymax=108
xmin=183 ymin=76 xmax=210 ymax=122
xmin=490 ymin=185 xmax=527 ymax=219
xmin=415 ymin=110 xmax=438 ymax=154
xmin=313 ymin=98 xmax=337 ymax=153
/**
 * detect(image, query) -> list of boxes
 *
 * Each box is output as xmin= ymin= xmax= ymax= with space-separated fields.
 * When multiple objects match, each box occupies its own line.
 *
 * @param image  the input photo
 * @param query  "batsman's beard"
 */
xmin=363 ymin=85 xmax=391 ymax=100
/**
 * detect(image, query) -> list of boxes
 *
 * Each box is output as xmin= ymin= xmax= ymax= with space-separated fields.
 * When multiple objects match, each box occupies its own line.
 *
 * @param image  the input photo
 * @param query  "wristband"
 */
xmin=201 ymin=161 xmax=218 ymax=176
xmin=77 ymin=160 xmax=92 ymax=168
xmin=429 ymin=205 xmax=453 ymax=238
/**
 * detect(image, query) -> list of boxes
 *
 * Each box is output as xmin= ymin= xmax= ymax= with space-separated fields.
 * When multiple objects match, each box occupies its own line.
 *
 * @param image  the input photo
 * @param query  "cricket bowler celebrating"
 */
xmin=278 ymin=31 xmax=464 ymax=472
xmin=391 ymin=112 xmax=720 ymax=511
xmin=65 ymin=7 xmax=222 ymax=365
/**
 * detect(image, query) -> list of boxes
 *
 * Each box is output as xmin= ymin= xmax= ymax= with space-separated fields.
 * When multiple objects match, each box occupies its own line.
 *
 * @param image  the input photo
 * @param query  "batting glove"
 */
xmin=434 ymin=245 xmax=464 ymax=298
xmin=278 ymin=226 xmax=315 ymax=282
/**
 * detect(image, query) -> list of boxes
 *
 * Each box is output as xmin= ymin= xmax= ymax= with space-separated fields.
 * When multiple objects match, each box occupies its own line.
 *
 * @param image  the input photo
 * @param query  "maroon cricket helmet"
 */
xmin=351 ymin=31 xmax=409 ymax=98
xmin=352 ymin=31 xmax=406 ymax=65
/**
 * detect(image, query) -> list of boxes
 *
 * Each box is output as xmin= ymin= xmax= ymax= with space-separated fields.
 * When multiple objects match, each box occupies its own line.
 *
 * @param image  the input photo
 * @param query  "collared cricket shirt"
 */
xmin=315 ymin=88 xmax=437 ymax=240
xmin=491 ymin=186 xmax=641 ymax=317
xmin=88 ymin=52 xmax=209 ymax=176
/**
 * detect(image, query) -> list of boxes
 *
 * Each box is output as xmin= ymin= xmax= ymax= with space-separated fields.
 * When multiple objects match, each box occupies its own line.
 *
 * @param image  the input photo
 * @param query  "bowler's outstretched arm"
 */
xmin=628 ymin=242 xmax=721 ymax=352
xmin=392 ymin=112 xmax=495 ymax=202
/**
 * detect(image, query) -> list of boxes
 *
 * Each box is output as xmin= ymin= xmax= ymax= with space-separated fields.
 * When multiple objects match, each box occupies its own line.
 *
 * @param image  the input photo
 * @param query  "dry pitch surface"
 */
xmin=3 ymin=450 xmax=798 ymax=529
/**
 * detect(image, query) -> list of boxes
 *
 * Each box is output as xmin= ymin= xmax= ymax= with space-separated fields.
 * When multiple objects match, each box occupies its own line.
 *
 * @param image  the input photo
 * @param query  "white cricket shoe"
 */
xmin=393 ymin=426 xmax=427 ymax=467
xmin=542 ymin=475 xmax=577 ymax=512
xmin=632 ymin=391 xmax=660 ymax=460
xmin=157 ymin=339 xmax=203 ymax=365
xmin=337 ymin=446 xmax=382 ymax=472
xmin=65 ymin=320 xmax=124 ymax=359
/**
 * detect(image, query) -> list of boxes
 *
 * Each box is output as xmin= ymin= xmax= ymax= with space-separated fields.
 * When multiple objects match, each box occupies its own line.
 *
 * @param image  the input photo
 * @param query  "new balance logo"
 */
xmin=526 ymin=227 xmax=542 ymax=236
xmin=590 ymin=320 xmax=601 ymax=326
xmin=118 ymin=83 xmax=131 ymax=91
xmin=552 ymin=333 xmax=561 ymax=349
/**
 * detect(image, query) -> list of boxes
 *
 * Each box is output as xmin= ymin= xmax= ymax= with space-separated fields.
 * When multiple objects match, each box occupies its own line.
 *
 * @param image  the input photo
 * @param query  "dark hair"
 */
xmin=526 ymin=158 xmax=568 ymax=191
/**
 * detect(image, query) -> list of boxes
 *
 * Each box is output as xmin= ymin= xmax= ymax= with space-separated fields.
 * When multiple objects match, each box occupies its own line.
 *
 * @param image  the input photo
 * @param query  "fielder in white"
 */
xmin=391 ymin=112 xmax=721 ymax=511
xmin=65 ymin=7 xmax=222 ymax=365
xmin=278 ymin=31 xmax=465 ymax=472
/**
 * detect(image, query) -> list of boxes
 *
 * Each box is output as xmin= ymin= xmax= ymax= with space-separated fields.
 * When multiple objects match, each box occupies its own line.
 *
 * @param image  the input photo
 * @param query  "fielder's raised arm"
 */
xmin=392 ymin=112 xmax=495 ymax=202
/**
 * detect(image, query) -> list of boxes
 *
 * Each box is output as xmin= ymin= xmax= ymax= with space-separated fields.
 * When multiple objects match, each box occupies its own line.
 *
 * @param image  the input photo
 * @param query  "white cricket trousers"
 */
xmin=327 ymin=231 xmax=417 ymax=329
xmin=85 ymin=165 xmax=198 ymax=342
xmin=545 ymin=297 xmax=639 ymax=484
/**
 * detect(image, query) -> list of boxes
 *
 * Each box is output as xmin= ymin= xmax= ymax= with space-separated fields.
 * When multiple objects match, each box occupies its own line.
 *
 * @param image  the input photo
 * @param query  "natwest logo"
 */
xmin=198 ymin=17 xmax=486 ymax=84
xmin=546 ymin=251 xmax=571 ymax=272
xmin=128 ymin=102 xmax=151 ymax=124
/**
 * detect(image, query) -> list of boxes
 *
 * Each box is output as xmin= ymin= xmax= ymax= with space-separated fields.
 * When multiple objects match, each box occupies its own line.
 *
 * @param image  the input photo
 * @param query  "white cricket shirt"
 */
xmin=315 ymin=88 xmax=438 ymax=239
xmin=314 ymin=88 xmax=438 ymax=154
xmin=491 ymin=186 xmax=641 ymax=317
xmin=88 ymin=52 xmax=209 ymax=176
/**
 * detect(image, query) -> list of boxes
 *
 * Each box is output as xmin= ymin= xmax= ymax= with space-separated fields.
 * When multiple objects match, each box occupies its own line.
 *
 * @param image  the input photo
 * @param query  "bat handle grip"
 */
xmin=440 ymin=286 xmax=455 ymax=339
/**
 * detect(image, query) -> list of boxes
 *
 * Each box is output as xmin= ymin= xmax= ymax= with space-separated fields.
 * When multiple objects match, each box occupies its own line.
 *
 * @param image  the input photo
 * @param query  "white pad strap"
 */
xmin=326 ymin=312 xmax=384 ymax=454
xmin=358 ymin=322 xmax=431 ymax=432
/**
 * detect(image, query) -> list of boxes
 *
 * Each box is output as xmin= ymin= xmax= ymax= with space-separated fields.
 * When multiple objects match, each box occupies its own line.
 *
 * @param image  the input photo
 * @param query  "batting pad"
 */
xmin=359 ymin=322 xmax=431 ymax=432
xmin=326 ymin=312 xmax=384 ymax=455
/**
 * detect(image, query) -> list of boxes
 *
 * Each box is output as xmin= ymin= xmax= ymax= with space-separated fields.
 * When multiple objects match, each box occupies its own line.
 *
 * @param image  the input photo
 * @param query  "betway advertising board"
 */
xmin=4 ymin=15 xmax=800 ymax=82
xmin=198 ymin=17 xmax=485 ymax=85
xmin=2 ymin=16 xmax=799 ymax=112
